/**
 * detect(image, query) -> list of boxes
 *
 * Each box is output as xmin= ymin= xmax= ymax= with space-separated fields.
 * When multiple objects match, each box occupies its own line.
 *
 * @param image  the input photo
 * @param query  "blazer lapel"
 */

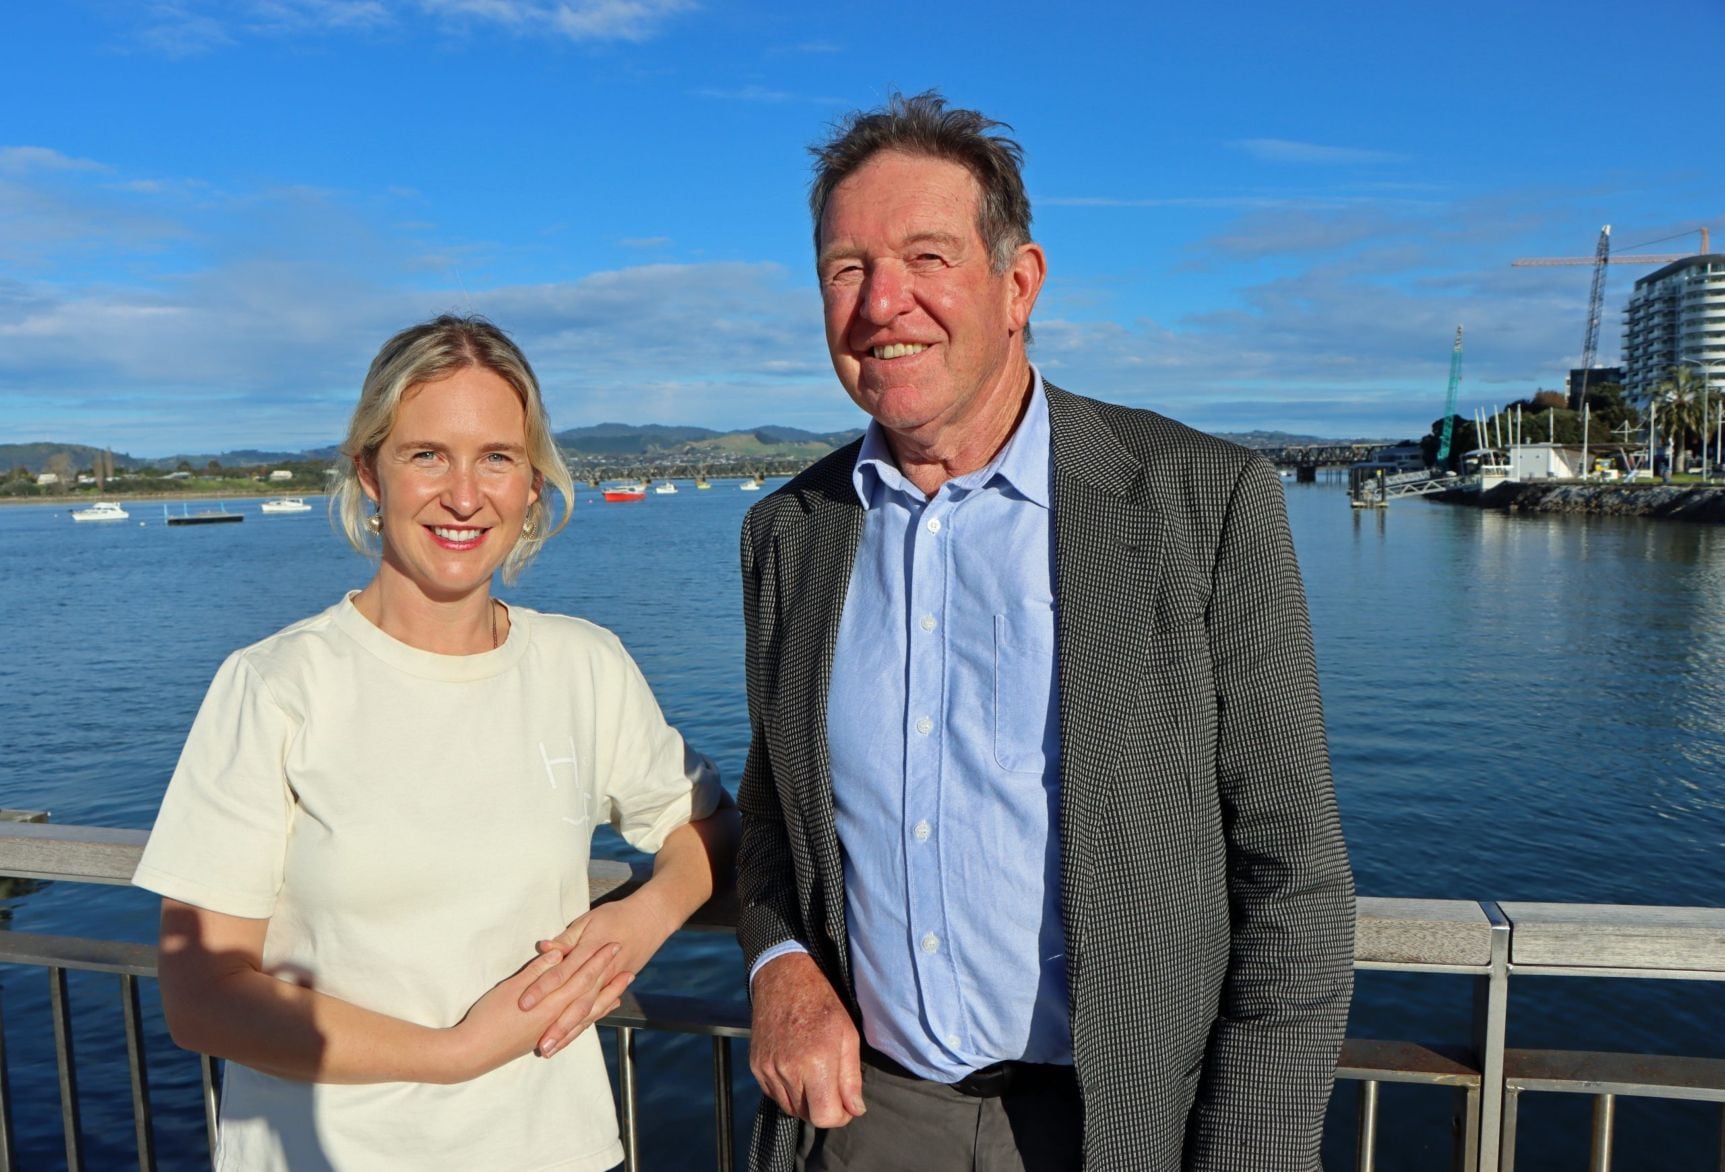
xmin=1045 ymin=386 xmax=1166 ymax=970
xmin=777 ymin=457 xmax=865 ymax=997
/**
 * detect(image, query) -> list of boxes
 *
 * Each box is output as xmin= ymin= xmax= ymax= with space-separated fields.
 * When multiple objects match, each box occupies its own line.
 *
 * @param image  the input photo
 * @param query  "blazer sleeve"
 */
xmin=1189 ymin=456 xmax=1356 ymax=1169
xmin=734 ymin=505 xmax=810 ymax=976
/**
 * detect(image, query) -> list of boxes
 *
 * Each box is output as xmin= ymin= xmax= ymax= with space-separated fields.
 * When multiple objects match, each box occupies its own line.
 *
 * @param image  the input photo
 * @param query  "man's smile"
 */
xmin=871 ymin=343 xmax=929 ymax=360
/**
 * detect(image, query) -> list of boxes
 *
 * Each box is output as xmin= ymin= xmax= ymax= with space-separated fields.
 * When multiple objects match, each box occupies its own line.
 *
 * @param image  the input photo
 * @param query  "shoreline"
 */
xmin=1439 ymin=481 xmax=1725 ymax=522
xmin=2 ymin=490 xmax=327 ymax=509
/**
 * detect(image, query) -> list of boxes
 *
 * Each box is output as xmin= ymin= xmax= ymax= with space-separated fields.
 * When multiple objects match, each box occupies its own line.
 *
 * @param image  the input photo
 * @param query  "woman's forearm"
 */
xmin=162 ymin=962 xmax=469 ymax=1085
xmin=633 ymin=797 xmax=740 ymax=941
xmin=158 ymin=899 xmax=574 ymax=1085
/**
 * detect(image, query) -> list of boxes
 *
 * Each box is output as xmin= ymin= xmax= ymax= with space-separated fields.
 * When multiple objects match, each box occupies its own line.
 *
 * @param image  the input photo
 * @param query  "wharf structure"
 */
xmin=1622 ymin=253 xmax=1725 ymax=403
xmin=3 ymin=822 xmax=1725 ymax=1170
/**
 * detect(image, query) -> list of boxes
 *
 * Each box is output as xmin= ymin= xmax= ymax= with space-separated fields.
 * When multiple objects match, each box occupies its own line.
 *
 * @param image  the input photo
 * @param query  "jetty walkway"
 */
xmin=3 ymin=822 xmax=1724 ymax=1171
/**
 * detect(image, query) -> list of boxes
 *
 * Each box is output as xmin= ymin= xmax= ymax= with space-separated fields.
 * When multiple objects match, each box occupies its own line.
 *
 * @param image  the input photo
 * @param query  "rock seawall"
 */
xmin=1442 ymin=481 xmax=1725 ymax=522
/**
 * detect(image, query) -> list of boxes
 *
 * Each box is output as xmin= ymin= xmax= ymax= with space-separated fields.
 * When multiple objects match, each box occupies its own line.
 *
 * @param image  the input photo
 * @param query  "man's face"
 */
xmin=816 ymin=150 xmax=1042 ymax=441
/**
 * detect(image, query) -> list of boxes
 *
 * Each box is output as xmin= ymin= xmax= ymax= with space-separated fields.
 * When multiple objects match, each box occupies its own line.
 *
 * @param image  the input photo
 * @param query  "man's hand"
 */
xmin=749 ymin=951 xmax=865 ymax=1128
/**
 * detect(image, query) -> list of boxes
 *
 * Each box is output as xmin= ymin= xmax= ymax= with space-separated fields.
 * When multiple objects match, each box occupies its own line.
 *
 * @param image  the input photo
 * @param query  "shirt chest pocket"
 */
xmin=993 ymin=610 xmax=1058 ymax=775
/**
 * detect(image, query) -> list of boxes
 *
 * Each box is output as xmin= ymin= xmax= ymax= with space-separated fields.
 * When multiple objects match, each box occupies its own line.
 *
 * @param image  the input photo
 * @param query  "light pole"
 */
xmin=1678 ymin=358 xmax=1723 ymax=481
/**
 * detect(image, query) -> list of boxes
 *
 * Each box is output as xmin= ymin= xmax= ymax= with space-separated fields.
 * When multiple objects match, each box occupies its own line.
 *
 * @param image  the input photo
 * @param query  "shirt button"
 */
xmin=914 ymin=716 xmax=933 ymax=736
xmin=947 ymin=1034 xmax=962 ymax=1048
xmin=913 ymin=820 xmax=931 ymax=841
xmin=919 ymin=614 xmax=937 ymax=632
xmin=926 ymin=517 xmax=942 ymax=533
xmin=921 ymin=932 xmax=940 ymax=954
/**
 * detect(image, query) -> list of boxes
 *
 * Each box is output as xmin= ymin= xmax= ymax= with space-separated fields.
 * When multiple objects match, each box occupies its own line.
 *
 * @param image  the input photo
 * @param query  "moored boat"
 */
xmin=602 ymin=482 xmax=647 ymax=502
xmin=653 ymin=481 xmax=678 ymax=495
xmin=260 ymin=496 xmax=313 ymax=514
xmin=70 ymin=502 xmax=130 ymax=522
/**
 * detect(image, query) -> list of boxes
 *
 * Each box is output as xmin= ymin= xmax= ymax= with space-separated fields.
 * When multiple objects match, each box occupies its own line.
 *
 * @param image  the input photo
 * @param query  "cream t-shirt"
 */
xmin=134 ymin=595 xmax=721 ymax=1171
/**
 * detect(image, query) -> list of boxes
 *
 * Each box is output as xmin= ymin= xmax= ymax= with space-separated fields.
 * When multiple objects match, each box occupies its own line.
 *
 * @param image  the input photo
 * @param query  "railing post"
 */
xmin=1454 ymin=1083 xmax=1481 ymax=1172
xmin=0 ymin=984 xmax=14 ymax=1172
xmin=1354 ymin=1079 xmax=1379 ymax=1172
xmin=1588 ymin=1093 xmax=1615 ymax=1172
xmin=713 ymin=1036 xmax=734 ymax=1172
xmin=1473 ymin=902 xmax=1511 ymax=1171
xmin=617 ymin=1026 xmax=639 ymax=1172
xmin=1499 ymin=1088 xmax=1521 ymax=1172
xmin=120 ymin=974 xmax=157 ymax=1171
xmin=48 ymin=967 xmax=84 ymax=1172
xmin=199 ymin=1054 xmax=220 ymax=1170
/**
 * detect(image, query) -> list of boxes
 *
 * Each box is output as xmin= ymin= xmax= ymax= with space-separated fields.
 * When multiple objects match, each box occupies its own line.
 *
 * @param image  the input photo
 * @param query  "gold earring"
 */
xmin=365 ymin=512 xmax=383 ymax=534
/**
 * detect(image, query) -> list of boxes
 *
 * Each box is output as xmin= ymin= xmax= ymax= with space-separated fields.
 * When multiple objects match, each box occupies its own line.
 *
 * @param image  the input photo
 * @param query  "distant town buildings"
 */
xmin=1621 ymin=253 xmax=1725 ymax=403
xmin=1567 ymin=366 xmax=1624 ymax=406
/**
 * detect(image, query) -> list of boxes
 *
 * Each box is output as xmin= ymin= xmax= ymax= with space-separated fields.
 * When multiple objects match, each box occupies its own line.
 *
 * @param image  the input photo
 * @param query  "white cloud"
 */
xmin=125 ymin=0 xmax=696 ymax=55
xmin=1233 ymin=138 xmax=1404 ymax=166
xmin=0 ymin=150 xmax=834 ymax=449
xmin=0 ymin=138 xmax=1668 ymax=452
xmin=694 ymin=85 xmax=845 ymax=105
xmin=0 ymin=147 xmax=108 ymax=175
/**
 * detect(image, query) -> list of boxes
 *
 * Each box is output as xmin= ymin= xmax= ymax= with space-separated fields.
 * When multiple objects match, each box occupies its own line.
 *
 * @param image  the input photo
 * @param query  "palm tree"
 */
xmin=1653 ymin=366 xmax=1705 ymax=471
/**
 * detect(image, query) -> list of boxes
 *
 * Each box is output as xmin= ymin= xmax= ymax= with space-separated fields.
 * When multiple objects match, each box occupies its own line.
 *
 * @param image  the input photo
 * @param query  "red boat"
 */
xmin=601 ymin=481 xmax=647 ymax=502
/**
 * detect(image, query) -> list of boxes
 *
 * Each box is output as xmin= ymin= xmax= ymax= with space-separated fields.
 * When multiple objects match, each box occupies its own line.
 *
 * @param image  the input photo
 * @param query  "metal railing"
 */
xmin=4 ymin=823 xmax=1725 ymax=1170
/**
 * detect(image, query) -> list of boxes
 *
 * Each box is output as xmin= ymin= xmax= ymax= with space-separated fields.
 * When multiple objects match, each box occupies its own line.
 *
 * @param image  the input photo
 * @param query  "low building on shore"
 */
xmin=1508 ymin=443 xmax=1587 ymax=481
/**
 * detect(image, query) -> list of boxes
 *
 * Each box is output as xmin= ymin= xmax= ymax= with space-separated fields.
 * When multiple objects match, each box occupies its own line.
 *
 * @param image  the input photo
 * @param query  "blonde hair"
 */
xmin=331 ymin=315 xmax=574 ymax=585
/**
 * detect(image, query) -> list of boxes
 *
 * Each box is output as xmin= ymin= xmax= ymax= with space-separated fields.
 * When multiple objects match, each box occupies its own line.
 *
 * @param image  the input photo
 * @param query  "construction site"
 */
xmin=1348 ymin=224 xmax=1724 ymax=508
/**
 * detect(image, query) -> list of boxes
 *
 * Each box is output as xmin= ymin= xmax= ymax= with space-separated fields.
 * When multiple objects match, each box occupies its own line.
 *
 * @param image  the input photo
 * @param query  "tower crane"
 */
xmin=1509 ymin=227 xmax=1706 ymax=268
xmin=1436 ymin=325 xmax=1463 ymax=467
xmin=1511 ymin=227 xmax=1709 ymax=406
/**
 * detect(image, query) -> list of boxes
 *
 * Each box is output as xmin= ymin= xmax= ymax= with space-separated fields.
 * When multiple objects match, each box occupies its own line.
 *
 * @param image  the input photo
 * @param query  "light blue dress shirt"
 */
xmin=817 ymin=371 xmax=1070 ymax=1081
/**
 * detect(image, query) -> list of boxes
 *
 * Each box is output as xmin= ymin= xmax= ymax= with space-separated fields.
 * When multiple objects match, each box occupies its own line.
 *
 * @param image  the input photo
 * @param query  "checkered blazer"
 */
xmin=736 ymin=385 xmax=1355 ymax=1171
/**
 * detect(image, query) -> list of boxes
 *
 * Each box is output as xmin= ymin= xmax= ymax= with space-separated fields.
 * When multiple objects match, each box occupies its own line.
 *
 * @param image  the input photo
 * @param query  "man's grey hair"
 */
xmin=809 ymin=90 xmax=1034 ymax=277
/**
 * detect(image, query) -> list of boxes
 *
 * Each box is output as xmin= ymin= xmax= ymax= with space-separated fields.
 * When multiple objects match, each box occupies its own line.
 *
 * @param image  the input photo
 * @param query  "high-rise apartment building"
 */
xmin=1621 ymin=254 xmax=1725 ymax=401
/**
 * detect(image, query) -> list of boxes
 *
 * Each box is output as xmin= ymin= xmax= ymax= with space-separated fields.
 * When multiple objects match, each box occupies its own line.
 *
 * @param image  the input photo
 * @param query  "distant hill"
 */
xmin=1212 ymin=429 xmax=1347 ymax=448
xmin=552 ymin=422 xmax=862 ymax=459
xmin=0 ymin=442 xmax=342 ymax=474
xmin=10 ymin=424 xmax=1383 ymax=477
xmin=1 ymin=442 xmax=146 ymax=473
xmin=3 ymin=426 xmax=865 ymax=475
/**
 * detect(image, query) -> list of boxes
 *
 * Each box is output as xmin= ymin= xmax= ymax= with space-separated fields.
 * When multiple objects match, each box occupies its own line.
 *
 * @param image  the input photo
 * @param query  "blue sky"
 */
xmin=4 ymin=0 xmax=1721 ymax=455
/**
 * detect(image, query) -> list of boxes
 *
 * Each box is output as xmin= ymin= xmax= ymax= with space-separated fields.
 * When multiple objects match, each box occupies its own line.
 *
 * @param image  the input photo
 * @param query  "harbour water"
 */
xmin=3 ymin=480 xmax=1723 ymax=1169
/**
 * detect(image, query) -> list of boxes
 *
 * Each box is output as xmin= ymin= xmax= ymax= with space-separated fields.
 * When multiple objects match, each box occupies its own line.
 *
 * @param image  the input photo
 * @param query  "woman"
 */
xmin=134 ymin=315 xmax=735 ymax=1171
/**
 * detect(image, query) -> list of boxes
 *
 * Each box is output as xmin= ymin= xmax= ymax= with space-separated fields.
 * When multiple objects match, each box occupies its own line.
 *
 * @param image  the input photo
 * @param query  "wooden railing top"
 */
xmin=3 ymin=823 xmax=1722 ymax=975
xmin=1499 ymin=901 xmax=1725 ymax=973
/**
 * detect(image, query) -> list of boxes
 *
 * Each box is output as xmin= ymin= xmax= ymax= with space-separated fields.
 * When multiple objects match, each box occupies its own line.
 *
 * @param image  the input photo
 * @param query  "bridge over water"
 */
xmin=572 ymin=444 xmax=1395 ymax=488
xmin=1255 ymin=442 xmax=1394 ymax=469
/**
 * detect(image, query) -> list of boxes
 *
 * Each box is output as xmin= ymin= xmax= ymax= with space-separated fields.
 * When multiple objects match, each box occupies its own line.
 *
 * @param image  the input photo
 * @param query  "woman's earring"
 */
xmin=522 ymin=517 xmax=536 ymax=539
xmin=365 ymin=512 xmax=383 ymax=534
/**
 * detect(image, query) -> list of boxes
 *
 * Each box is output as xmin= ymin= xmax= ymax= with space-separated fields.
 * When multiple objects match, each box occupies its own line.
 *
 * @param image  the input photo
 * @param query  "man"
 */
xmin=737 ymin=91 xmax=1353 ymax=1172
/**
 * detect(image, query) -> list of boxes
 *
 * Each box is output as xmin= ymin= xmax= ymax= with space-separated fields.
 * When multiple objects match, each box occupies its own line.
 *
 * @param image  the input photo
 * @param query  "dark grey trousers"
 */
xmin=797 ymin=1062 xmax=1083 ymax=1172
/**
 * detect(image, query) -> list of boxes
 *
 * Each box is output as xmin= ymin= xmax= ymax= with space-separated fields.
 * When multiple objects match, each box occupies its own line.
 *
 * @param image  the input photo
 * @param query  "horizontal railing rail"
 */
xmin=4 ymin=823 xmax=1725 ymax=1171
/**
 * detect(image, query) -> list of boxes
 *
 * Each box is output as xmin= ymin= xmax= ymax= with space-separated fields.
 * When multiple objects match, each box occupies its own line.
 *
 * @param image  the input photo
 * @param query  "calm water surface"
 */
xmin=2 ymin=481 xmax=1722 ymax=1169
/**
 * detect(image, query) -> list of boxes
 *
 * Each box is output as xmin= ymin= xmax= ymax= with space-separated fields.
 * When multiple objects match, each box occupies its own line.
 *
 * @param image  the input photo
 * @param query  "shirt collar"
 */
xmin=851 ymin=365 xmax=1052 ymax=510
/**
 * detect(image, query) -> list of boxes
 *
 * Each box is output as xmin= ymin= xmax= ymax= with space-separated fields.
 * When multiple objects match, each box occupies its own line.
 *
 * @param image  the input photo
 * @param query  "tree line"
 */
xmin=1420 ymin=368 xmax=1715 ymax=472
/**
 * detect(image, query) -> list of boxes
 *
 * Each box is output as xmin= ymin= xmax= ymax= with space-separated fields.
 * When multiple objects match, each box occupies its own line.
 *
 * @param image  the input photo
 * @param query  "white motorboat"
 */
xmin=71 ymin=502 xmax=129 ymax=522
xmin=739 ymin=476 xmax=762 ymax=491
xmin=653 ymin=481 xmax=678 ymax=495
xmin=260 ymin=496 xmax=313 ymax=514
